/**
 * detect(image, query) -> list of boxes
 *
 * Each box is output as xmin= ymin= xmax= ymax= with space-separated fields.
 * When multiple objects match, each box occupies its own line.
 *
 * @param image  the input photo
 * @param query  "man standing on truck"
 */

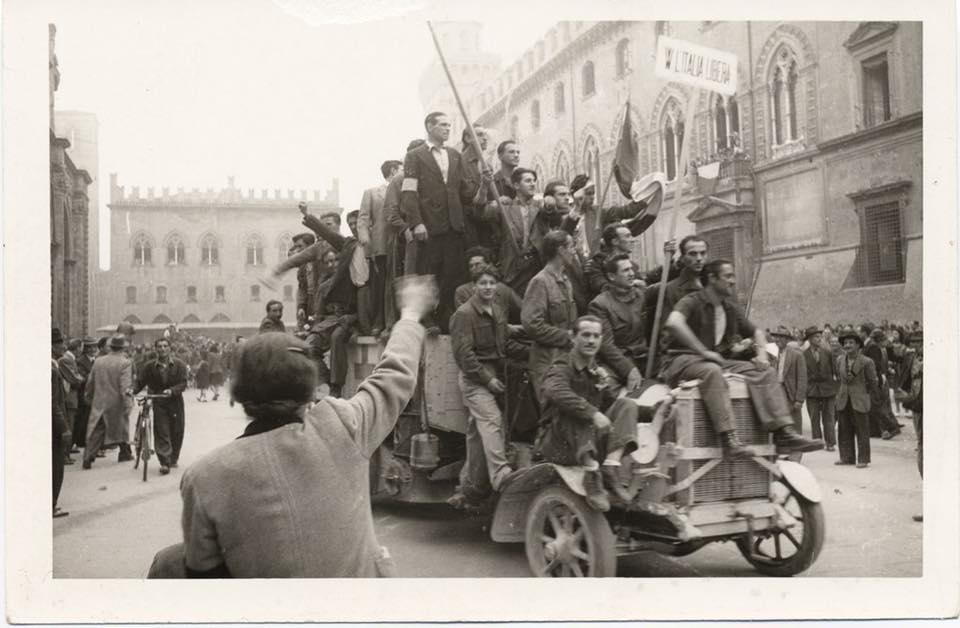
xmin=663 ymin=260 xmax=823 ymax=460
xmin=448 ymin=264 xmax=528 ymax=508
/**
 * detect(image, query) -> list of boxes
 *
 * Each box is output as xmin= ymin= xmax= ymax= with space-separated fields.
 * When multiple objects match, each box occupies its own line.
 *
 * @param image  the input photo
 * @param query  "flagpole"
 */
xmin=645 ymin=87 xmax=700 ymax=379
xmin=426 ymin=21 xmax=503 ymax=214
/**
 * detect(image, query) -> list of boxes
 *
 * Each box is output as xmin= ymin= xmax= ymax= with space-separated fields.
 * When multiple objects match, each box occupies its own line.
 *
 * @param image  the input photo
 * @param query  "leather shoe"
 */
xmin=912 ymin=514 xmax=923 ymax=522
xmin=834 ymin=460 xmax=853 ymax=465
xmin=775 ymin=426 xmax=824 ymax=453
xmin=582 ymin=469 xmax=610 ymax=512
xmin=721 ymin=431 xmax=755 ymax=460
xmin=82 ymin=460 xmax=92 ymax=470
xmin=53 ymin=507 xmax=69 ymax=518
xmin=600 ymin=465 xmax=632 ymax=503
xmin=117 ymin=452 xmax=134 ymax=463
xmin=856 ymin=462 xmax=869 ymax=468
xmin=159 ymin=465 xmax=171 ymax=475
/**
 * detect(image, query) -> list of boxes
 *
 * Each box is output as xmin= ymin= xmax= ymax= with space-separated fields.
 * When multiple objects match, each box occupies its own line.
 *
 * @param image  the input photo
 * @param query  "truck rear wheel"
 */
xmin=524 ymin=486 xmax=616 ymax=577
xmin=736 ymin=482 xmax=825 ymax=576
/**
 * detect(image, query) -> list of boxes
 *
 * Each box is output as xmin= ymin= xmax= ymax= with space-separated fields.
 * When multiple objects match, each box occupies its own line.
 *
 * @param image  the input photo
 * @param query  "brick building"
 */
xmin=50 ymin=24 xmax=93 ymax=338
xmin=100 ymin=176 xmax=340 ymax=341
xmin=426 ymin=21 xmax=922 ymax=327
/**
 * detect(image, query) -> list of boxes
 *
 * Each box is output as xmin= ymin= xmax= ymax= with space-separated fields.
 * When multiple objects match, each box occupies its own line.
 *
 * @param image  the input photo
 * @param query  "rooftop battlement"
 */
xmin=109 ymin=174 xmax=340 ymax=209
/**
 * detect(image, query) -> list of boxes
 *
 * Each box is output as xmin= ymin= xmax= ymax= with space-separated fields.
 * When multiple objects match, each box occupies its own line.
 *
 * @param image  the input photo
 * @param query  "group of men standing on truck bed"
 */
xmin=264 ymin=110 xmax=824 ymax=512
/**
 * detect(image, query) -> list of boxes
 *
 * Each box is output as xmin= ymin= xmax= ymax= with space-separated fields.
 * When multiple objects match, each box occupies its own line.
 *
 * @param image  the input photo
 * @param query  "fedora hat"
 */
xmin=907 ymin=329 xmax=923 ymax=344
xmin=82 ymin=335 xmax=98 ymax=346
xmin=837 ymin=330 xmax=863 ymax=347
xmin=109 ymin=334 xmax=129 ymax=350
xmin=768 ymin=326 xmax=795 ymax=340
xmin=803 ymin=326 xmax=823 ymax=340
xmin=52 ymin=328 xmax=65 ymax=344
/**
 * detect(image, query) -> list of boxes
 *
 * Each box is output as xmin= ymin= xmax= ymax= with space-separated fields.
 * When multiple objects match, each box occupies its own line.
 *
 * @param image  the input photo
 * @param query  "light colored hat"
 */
xmin=109 ymin=334 xmax=129 ymax=350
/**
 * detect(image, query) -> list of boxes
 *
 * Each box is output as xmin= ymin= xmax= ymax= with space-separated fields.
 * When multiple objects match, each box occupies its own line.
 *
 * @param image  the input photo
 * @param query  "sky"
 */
xmin=48 ymin=0 xmax=554 ymax=269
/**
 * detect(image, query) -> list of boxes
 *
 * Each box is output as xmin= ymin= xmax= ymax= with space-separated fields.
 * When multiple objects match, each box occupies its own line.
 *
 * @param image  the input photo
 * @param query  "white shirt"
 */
xmin=426 ymin=139 xmax=449 ymax=183
xmin=714 ymin=304 xmax=726 ymax=347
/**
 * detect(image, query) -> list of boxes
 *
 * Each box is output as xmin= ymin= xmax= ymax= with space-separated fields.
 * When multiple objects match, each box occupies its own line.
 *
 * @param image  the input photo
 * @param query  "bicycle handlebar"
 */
xmin=137 ymin=394 xmax=172 ymax=403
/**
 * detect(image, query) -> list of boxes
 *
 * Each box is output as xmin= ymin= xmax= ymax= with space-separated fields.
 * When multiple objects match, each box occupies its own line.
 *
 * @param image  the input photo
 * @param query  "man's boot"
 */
xmin=117 ymin=443 xmax=134 ymax=462
xmin=774 ymin=425 xmax=824 ymax=454
xmin=600 ymin=465 xmax=632 ymax=504
xmin=721 ymin=431 xmax=755 ymax=460
xmin=582 ymin=469 xmax=610 ymax=512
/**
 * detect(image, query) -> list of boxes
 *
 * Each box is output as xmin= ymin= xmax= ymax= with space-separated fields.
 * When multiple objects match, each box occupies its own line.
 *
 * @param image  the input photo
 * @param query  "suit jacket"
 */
xmin=779 ymin=344 xmax=808 ymax=404
xmin=58 ymin=352 xmax=84 ymax=410
xmin=863 ymin=341 xmax=889 ymax=388
xmin=136 ymin=357 xmax=188 ymax=420
xmin=401 ymin=144 xmax=479 ymax=236
xmin=804 ymin=345 xmax=839 ymax=398
xmin=84 ymin=352 xmax=133 ymax=445
xmin=836 ymin=352 xmax=878 ymax=413
xmin=358 ymin=183 xmax=388 ymax=257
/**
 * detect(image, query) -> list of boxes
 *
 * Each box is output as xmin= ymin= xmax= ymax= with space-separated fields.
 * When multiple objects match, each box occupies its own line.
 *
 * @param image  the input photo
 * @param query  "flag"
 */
xmin=696 ymin=160 xmax=721 ymax=195
xmin=612 ymin=100 xmax=639 ymax=198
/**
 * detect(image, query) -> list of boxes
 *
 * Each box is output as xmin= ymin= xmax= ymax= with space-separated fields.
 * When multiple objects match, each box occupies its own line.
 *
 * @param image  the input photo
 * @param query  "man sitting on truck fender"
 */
xmin=448 ymin=264 xmax=529 ymax=508
xmin=536 ymin=315 xmax=639 ymax=512
xmin=662 ymin=259 xmax=824 ymax=460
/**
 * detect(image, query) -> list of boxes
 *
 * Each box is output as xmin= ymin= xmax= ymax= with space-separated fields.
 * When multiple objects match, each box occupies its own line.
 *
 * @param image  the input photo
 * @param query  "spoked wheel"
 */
xmin=736 ymin=481 xmax=825 ymax=576
xmin=524 ymin=486 xmax=616 ymax=577
xmin=140 ymin=423 xmax=151 ymax=482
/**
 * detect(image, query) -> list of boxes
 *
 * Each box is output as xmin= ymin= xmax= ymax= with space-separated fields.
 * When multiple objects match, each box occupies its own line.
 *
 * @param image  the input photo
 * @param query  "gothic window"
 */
xmin=215 ymin=285 xmax=225 ymax=302
xmin=581 ymin=61 xmax=595 ymax=97
xmin=555 ymin=151 xmax=571 ymax=185
xmin=132 ymin=233 xmax=152 ymax=266
xmin=769 ymin=46 xmax=800 ymax=146
xmin=554 ymin=82 xmax=566 ymax=114
xmin=660 ymin=99 xmax=685 ymax=181
xmin=182 ymin=314 xmax=201 ymax=323
xmin=616 ymin=39 xmax=631 ymax=78
xmin=156 ymin=286 xmax=167 ymax=304
xmin=245 ymin=233 xmax=264 ymax=266
xmin=166 ymin=234 xmax=185 ymax=265
xmin=714 ymin=94 xmax=741 ymax=151
xmin=123 ymin=314 xmax=142 ymax=325
xmin=283 ymin=285 xmax=294 ymax=302
xmin=186 ymin=286 xmax=197 ymax=302
xmin=862 ymin=53 xmax=891 ymax=128
xmin=583 ymin=135 xmax=600 ymax=182
xmin=278 ymin=233 xmax=294 ymax=260
xmin=125 ymin=286 xmax=137 ymax=304
xmin=531 ymin=100 xmax=541 ymax=131
xmin=152 ymin=313 xmax=172 ymax=324
xmin=210 ymin=313 xmax=230 ymax=323
xmin=200 ymin=233 xmax=219 ymax=266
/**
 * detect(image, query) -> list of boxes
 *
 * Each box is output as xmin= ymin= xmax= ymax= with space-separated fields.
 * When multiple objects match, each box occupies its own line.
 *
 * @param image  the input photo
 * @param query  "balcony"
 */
xmin=693 ymin=152 xmax=753 ymax=196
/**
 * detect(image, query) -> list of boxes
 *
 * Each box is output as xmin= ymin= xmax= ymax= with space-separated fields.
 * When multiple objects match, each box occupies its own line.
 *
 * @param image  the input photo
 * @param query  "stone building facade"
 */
xmin=101 ymin=176 xmax=340 ymax=337
xmin=432 ymin=21 xmax=921 ymax=327
xmin=50 ymin=24 xmax=93 ymax=338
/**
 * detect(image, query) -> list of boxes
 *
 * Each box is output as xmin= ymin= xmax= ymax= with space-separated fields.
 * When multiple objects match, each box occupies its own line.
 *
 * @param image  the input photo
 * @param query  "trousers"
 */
xmin=537 ymin=397 xmax=638 ymax=466
xmin=837 ymin=405 xmax=870 ymax=464
xmin=806 ymin=396 xmax=837 ymax=447
xmin=53 ymin=430 xmax=64 ymax=510
xmin=153 ymin=403 xmax=185 ymax=467
xmin=458 ymin=373 xmax=512 ymax=496
xmin=662 ymin=354 xmax=794 ymax=434
xmin=914 ymin=411 xmax=923 ymax=477
xmin=416 ymin=231 xmax=467 ymax=333
xmin=73 ymin=401 xmax=90 ymax=448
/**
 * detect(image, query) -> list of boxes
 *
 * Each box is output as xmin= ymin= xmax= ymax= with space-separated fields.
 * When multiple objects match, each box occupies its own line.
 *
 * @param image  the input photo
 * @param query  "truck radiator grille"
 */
xmin=692 ymin=399 xmax=770 ymax=447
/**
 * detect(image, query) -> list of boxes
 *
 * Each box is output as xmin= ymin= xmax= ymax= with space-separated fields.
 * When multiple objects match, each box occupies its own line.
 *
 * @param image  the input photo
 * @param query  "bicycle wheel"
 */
xmin=141 ymin=412 xmax=151 ymax=482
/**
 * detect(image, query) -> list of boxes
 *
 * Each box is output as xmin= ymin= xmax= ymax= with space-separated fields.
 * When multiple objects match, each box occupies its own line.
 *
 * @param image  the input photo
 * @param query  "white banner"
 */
xmin=654 ymin=36 xmax=738 ymax=96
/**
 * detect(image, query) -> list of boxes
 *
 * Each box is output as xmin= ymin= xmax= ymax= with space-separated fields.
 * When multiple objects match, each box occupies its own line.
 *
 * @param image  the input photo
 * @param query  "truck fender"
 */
xmin=776 ymin=460 xmax=823 ymax=503
xmin=489 ymin=463 xmax=585 ymax=543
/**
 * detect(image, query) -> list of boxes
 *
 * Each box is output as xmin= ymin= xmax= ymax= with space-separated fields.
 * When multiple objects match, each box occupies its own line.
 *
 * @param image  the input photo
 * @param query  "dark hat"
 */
xmin=117 ymin=321 xmax=136 ymax=337
xmin=52 ymin=328 xmax=65 ymax=344
xmin=109 ymin=334 xmax=129 ymax=350
xmin=870 ymin=328 xmax=887 ymax=342
xmin=569 ymin=174 xmax=592 ymax=194
xmin=907 ymin=330 xmax=923 ymax=344
xmin=837 ymin=330 xmax=863 ymax=347
xmin=803 ymin=326 xmax=823 ymax=340
xmin=769 ymin=326 xmax=795 ymax=340
xmin=82 ymin=335 xmax=98 ymax=346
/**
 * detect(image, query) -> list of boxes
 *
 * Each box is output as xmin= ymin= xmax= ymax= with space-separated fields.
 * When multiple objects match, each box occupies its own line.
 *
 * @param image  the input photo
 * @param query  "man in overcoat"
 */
xmin=835 ymin=330 xmax=879 ymax=468
xmin=52 ymin=328 xmax=69 ymax=517
xmin=83 ymin=334 xmax=134 ymax=468
xmin=803 ymin=326 xmax=839 ymax=451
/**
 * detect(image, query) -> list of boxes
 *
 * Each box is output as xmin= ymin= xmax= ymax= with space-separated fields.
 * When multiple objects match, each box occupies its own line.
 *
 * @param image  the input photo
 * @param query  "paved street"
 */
xmin=54 ymin=393 xmax=922 ymax=578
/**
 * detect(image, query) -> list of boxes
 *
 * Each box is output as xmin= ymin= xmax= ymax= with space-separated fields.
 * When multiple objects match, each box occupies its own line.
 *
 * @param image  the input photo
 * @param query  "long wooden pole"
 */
xmin=645 ymin=88 xmax=701 ymax=379
xmin=426 ymin=22 xmax=503 ymax=213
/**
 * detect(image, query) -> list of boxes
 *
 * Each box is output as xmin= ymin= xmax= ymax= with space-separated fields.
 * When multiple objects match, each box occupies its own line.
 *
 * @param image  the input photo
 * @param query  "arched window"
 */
xmin=661 ymin=99 xmax=685 ymax=181
xmin=554 ymin=82 xmax=565 ymax=114
xmin=199 ymin=233 xmax=219 ymax=266
xmin=277 ymin=233 xmax=294 ymax=260
xmin=152 ymin=313 xmax=172 ymax=324
xmin=531 ymin=100 xmax=541 ymax=131
xmin=166 ymin=233 xmax=185 ymax=265
xmin=156 ymin=286 xmax=167 ymax=303
xmin=509 ymin=115 xmax=520 ymax=143
xmin=770 ymin=46 xmax=800 ymax=146
xmin=132 ymin=233 xmax=152 ymax=266
xmin=210 ymin=313 xmax=231 ymax=323
xmin=555 ymin=151 xmax=571 ymax=185
xmin=123 ymin=314 xmax=142 ymax=325
xmin=582 ymin=135 xmax=600 ymax=183
xmin=616 ymin=39 xmax=631 ymax=78
xmin=182 ymin=313 xmax=201 ymax=323
xmin=245 ymin=233 xmax=264 ymax=266
xmin=581 ymin=61 xmax=595 ymax=97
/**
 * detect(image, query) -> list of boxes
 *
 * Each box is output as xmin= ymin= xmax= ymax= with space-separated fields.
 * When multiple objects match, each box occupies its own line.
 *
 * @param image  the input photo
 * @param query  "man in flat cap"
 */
xmin=803 ymin=326 xmax=839 ymax=451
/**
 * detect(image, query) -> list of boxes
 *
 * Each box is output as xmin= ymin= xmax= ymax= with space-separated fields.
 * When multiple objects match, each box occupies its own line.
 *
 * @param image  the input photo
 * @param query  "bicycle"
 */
xmin=134 ymin=394 xmax=168 ymax=481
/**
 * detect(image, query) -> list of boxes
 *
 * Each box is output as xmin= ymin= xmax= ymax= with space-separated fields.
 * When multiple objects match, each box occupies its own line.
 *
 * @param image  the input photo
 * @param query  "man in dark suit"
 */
xmin=135 ymin=338 xmax=188 ymax=475
xmin=803 ymin=326 xmax=839 ymax=451
xmin=401 ymin=111 xmax=480 ymax=332
xmin=835 ymin=330 xmax=879 ymax=468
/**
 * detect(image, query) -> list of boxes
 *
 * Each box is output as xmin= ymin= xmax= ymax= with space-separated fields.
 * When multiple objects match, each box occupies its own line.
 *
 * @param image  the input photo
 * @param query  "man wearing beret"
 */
xmin=803 ymin=327 xmax=839 ymax=451
xmin=835 ymin=329 xmax=879 ymax=468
